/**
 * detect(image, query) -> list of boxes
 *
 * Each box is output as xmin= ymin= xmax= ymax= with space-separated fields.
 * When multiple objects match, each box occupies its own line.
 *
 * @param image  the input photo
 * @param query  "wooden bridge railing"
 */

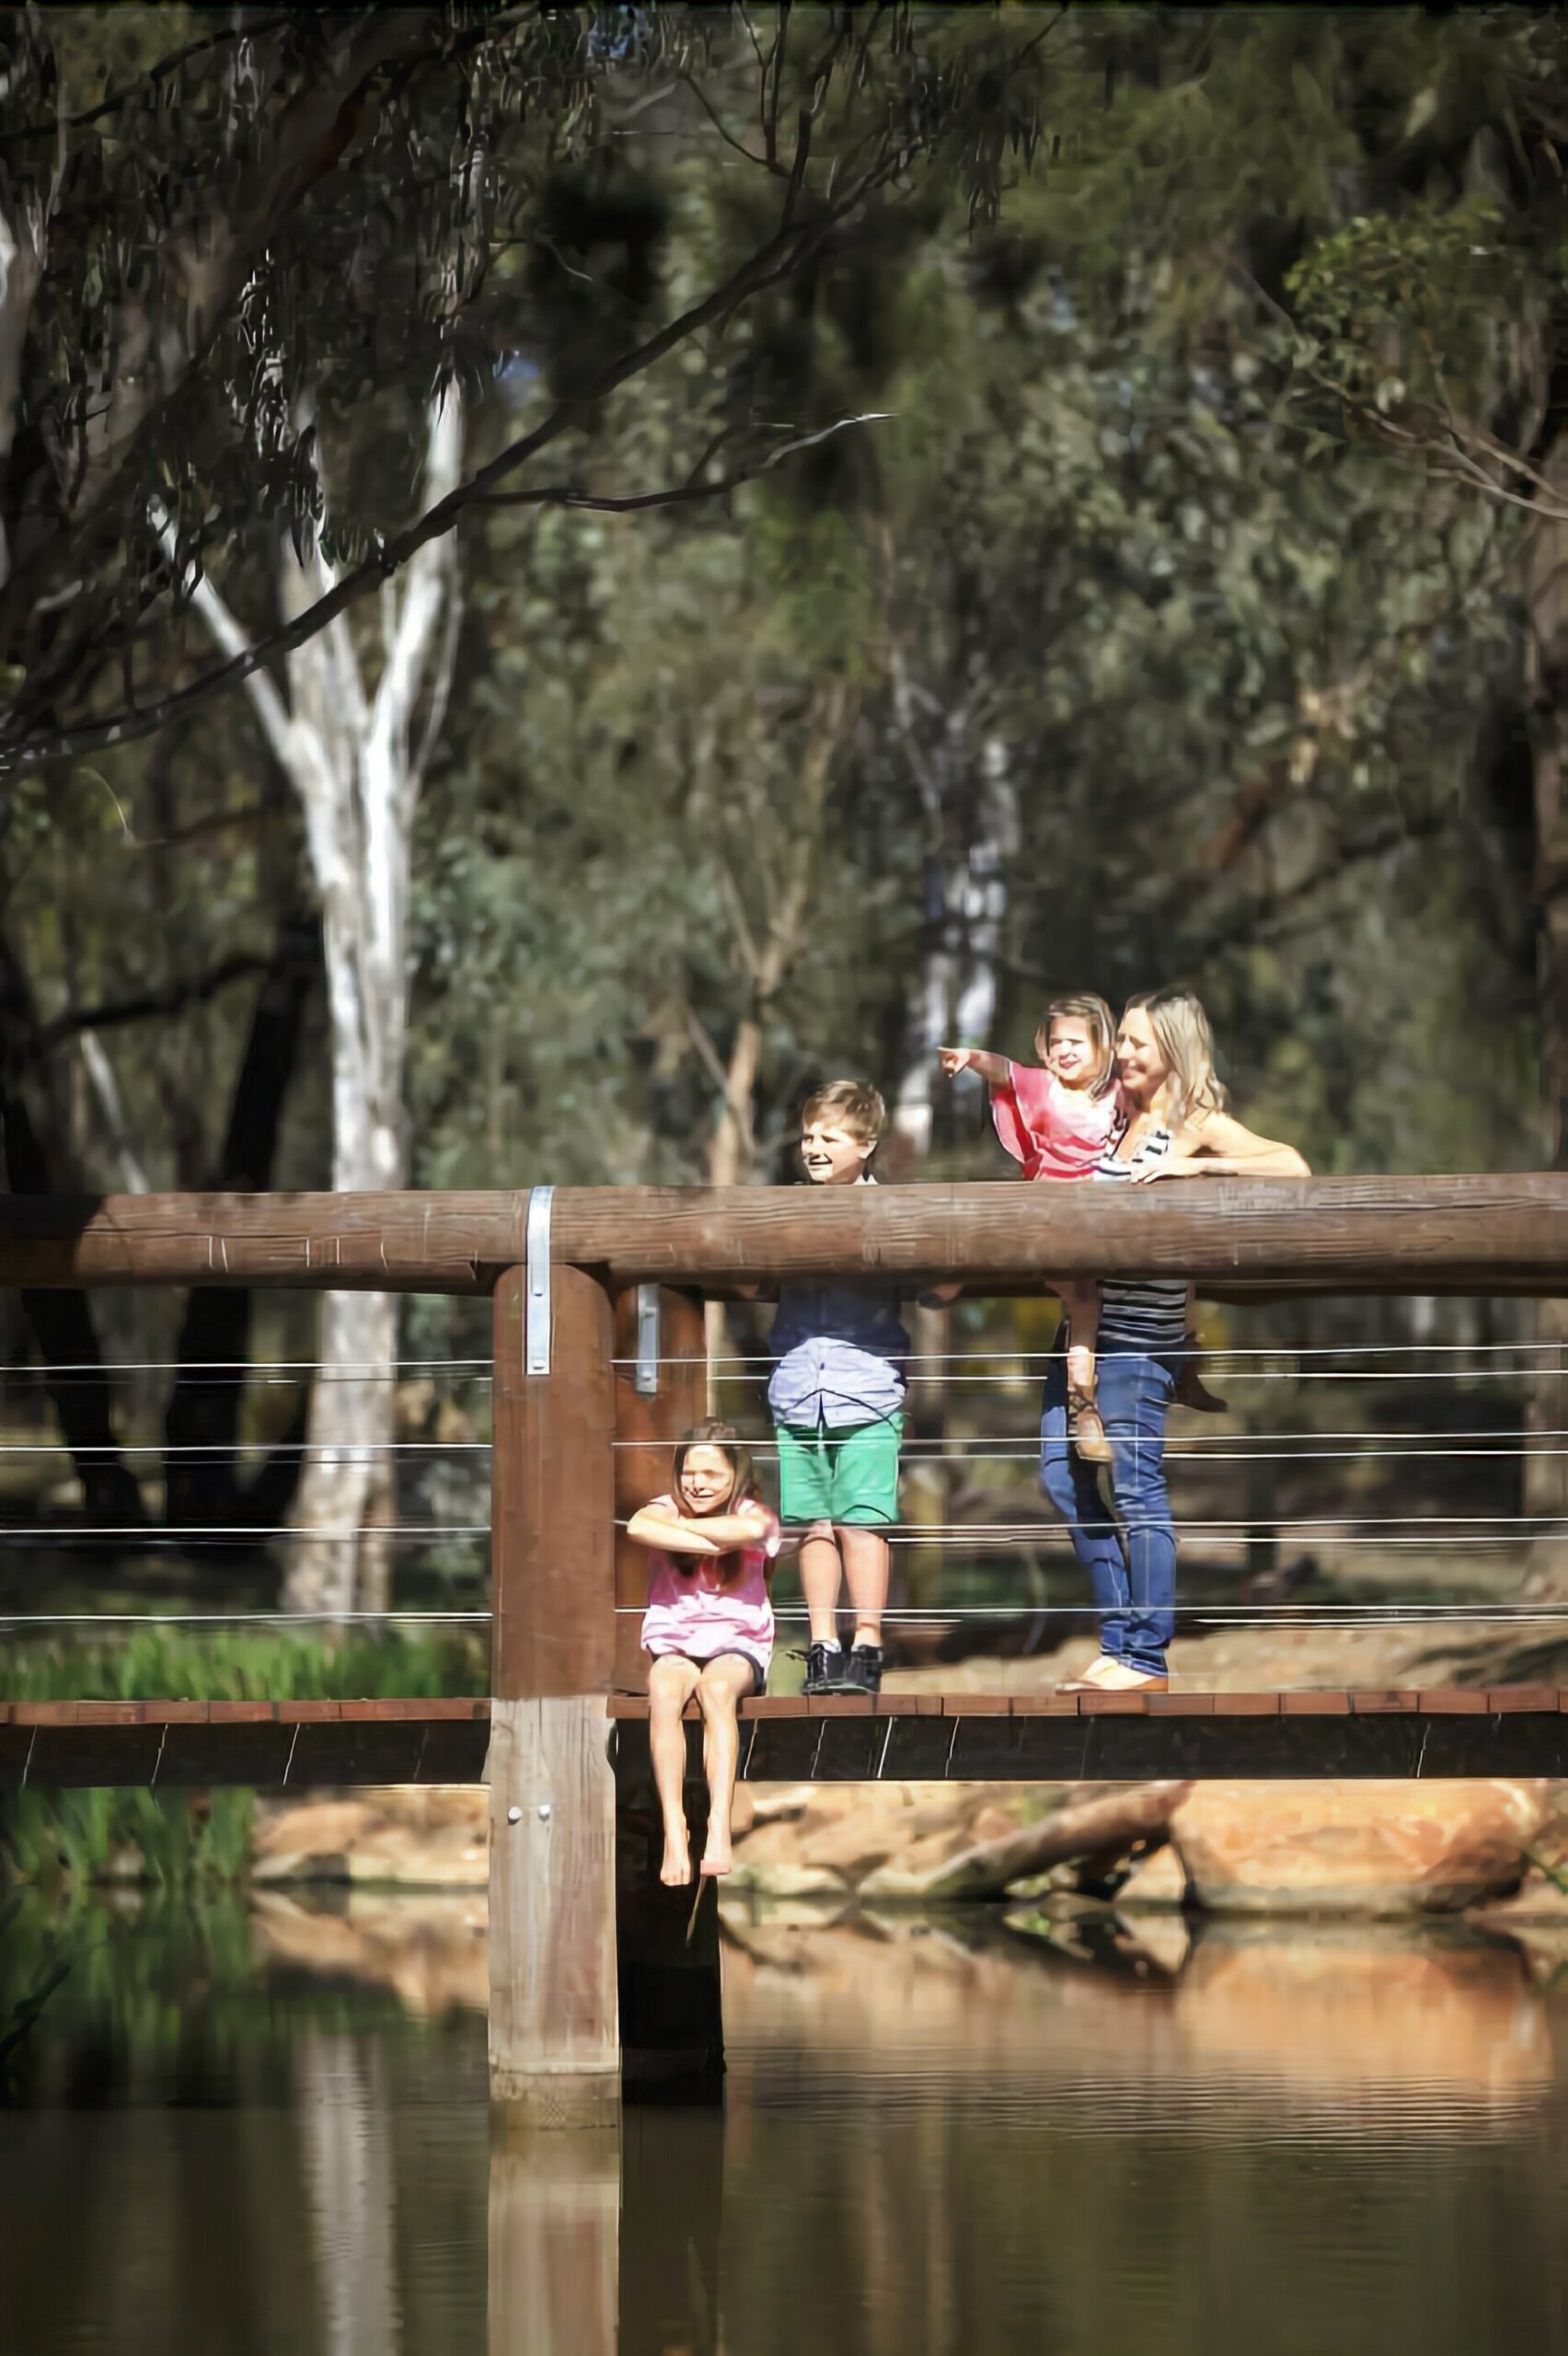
xmin=4 ymin=1176 xmax=1568 ymax=2122
xmin=4 ymin=1172 xmax=1568 ymax=1290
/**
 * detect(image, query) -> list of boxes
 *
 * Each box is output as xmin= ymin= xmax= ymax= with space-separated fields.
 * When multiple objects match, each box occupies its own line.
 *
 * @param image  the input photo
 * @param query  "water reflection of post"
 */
xmin=619 ymin=2108 xmax=726 ymax=2356
xmin=489 ymin=2117 xmax=620 ymax=2356
xmin=296 ymin=2032 xmax=403 ymax=2356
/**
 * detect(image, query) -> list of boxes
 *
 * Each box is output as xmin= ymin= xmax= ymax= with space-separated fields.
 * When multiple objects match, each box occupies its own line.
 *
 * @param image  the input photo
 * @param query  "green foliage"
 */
xmin=0 ymin=1628 xmax=485 ymax=1890
xmin=1 ymin=3 xmax=1053 ymax=765
xmin=4 ymin=4 xmax=1566 ymax=1612
xmin=2 ymin=1624 xmax=486 ymax=1704
xmin=1288 ymin=199 xmax=1526 ymax=417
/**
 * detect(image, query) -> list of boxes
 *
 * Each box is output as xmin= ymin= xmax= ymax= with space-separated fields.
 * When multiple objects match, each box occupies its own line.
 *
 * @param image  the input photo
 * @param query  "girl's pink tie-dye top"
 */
xmin=640 ymin=1496 xmax=779 ymax=1667
xmin=991 ymin=1061 xmax=1116 ymax=1181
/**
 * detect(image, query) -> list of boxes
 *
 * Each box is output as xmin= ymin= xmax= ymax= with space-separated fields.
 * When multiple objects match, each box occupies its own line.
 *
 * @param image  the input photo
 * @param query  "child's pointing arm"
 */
xmin=938 ymin=1045 xmax=1011 ymax=1087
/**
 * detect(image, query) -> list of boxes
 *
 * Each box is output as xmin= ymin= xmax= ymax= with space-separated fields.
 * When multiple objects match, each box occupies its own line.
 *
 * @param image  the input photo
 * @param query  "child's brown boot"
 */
xmin=1069 ymin=1380 xmax=1113 ymax=1463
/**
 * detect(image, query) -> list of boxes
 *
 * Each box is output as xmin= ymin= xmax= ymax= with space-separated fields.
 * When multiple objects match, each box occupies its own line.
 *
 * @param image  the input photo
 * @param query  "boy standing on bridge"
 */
xmin=767 ymin=1079 xmax=954 ymax=1696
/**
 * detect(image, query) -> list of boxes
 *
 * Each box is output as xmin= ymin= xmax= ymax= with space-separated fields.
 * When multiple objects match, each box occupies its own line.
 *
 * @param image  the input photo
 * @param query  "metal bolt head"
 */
xmin=506 ymin=1805 xmax=522 ymax=1825
xmin=537 ymin=1802 xmax=552 ymax=1822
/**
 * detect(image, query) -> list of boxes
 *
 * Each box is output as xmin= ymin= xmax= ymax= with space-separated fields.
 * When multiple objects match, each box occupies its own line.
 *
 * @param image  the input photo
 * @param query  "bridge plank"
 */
xmin=6 ymin=1692 xmax=1564 ymax=1790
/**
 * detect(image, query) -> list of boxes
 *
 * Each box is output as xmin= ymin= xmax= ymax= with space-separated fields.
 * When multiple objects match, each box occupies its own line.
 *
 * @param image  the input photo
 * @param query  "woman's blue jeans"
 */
xmin=1039 ymin=1345 xmax=1177 ymax=1677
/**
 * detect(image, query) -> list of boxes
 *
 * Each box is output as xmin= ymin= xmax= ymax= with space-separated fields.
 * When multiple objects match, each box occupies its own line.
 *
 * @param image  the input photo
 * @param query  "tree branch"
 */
xmin=474 ymin=410 xmax=892 ymax=512
xmin=0 ymin=12 xmax=296 ymax=144
xmin=156 ymin=509 xmax=295 ymax=770
xmin=2 ymin=8 xmax=441 ymax=641
xmin=7 ymin=153 xmax=908 ymax=767
xmin=36 ymin=953 xmax=274 ymax=1049
xmin=373 ymin=386 xmax=465 ymax=819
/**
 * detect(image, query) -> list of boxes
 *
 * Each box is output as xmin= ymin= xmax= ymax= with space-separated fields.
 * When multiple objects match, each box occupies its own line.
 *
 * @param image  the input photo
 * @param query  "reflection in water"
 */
xmin=298 ymin=2035 xmax=402 ymax=2356
xmin=1 ymin=1896 xmax=1565 ymax=2356
xmin=489 ymin=2121 xmax=618 ymax=2356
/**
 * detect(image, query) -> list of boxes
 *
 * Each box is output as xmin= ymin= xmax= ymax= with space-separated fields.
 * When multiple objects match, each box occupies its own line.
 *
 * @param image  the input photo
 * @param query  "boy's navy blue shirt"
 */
xmin=766 ymin=1175 xmax=910 ymax=1429
xmin=767 ymin=1280 xmax=910 ymax=1430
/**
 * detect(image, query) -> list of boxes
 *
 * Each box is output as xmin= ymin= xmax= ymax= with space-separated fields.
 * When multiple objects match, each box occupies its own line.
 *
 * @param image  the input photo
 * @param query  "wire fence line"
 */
xmin=4 ymin=1340 xmax=1564 ymax=1663
xmin=5 ymin=1602 xmax=1567 ymax=1630
xmin=4 ymin=1340 xmax=1562 ymax=1379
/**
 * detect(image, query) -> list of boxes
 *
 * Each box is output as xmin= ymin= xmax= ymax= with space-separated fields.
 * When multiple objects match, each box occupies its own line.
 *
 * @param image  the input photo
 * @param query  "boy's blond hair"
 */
xmin=801 ymin=1077 xmax=887 ymax=1144
xmin=1032 ymin=993 xmax=1116 ymax=1098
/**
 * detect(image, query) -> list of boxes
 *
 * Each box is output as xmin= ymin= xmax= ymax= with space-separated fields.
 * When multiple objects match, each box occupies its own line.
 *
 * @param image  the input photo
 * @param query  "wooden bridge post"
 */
xmin=488 ymin=1250 xmax=620 ymax=2125
xmin=608 ymin=1286 xmax=727 ymax=2101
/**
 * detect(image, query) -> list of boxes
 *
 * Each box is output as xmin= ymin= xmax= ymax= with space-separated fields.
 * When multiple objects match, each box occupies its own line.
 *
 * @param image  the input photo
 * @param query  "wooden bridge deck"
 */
xmin=4 ymin=1688 xmax=1565 ymax=1786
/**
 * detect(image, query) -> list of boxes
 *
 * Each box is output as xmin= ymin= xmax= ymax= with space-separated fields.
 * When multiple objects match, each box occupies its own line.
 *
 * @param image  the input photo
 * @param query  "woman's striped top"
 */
xmin=1093 ymin=1114 xmax=1189 ymax=1353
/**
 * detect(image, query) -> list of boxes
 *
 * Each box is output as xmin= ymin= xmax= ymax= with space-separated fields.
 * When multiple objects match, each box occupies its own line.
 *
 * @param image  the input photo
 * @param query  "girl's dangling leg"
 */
xmin=648 ymin=1653 xmax=701 ymax=1885
xmin=1062 ymin=1279 xmax=1111 ymax=1463
xmin=696 ymin=1655 xmax=757 ymax=1878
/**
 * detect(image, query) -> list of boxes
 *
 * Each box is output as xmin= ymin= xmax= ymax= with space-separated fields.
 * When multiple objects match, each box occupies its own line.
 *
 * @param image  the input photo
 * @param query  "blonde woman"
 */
xmin=1041 ymin=987 xmax=1309 ymax=1692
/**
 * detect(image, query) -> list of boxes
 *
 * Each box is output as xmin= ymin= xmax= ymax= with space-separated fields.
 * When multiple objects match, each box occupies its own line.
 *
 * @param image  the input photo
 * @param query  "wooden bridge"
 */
xmin=4 ymin=1177 xmax=1567 ymax=2119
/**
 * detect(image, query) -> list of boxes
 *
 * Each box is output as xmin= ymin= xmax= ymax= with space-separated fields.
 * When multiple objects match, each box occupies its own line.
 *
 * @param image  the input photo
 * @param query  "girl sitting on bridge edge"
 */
xmin=628 ymin=1421 xmax=780 ymax=1885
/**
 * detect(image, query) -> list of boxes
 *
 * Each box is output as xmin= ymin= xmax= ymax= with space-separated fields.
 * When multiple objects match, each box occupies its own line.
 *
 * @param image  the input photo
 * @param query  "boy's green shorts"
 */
xmin=775 ymin=1415 xmax=904 ymax=1528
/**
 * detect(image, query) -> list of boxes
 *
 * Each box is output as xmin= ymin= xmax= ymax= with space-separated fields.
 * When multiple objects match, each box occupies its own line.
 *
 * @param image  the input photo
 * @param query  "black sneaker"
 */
xmin=803 ymin=1641 xmax=847 ymax=1696
xmin=843 ymin=1643 xmax=884 ymax=1695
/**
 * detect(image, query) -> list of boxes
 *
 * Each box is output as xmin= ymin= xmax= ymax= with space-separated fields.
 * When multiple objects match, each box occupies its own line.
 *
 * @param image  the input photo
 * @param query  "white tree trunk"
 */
xmin=892 ymin=711 xmax=1017 ymax=1160
xmin=179 ymin=387 xmax=464 ymax=1613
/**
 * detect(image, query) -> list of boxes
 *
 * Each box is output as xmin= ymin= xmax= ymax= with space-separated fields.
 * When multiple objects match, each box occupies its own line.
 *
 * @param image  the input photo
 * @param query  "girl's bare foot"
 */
xmin=661 ymin=1828 xmax=693 ymax=1886
xmin=698 ymin=1836 xmax=732 ymax=1879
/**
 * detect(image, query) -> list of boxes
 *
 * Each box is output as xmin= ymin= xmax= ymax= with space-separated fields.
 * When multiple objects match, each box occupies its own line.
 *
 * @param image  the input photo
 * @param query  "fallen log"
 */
xmin=856 ymin=1780 xmax=1192 ymax=1903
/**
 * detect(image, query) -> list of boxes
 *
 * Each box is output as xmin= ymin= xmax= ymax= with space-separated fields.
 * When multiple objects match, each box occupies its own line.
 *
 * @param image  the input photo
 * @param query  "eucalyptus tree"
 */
xmin=0 ymin=3 xmax=1052 ymax=1604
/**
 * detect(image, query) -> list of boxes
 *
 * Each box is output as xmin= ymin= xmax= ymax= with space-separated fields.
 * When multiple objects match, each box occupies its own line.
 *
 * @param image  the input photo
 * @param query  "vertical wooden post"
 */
xmin=489 ymin=1256 xmax=620 ymax=2124
xmin=609 ymin=1284 xmax=726 ymax=2100
xmin=612 ymin=1286 xmax=708 ymax=1692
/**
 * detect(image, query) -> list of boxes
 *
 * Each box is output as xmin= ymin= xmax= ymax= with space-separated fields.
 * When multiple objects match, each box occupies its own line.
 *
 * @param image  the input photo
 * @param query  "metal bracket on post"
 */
xmin=525 ymin=1184 xmax=554 ymax=1376
xmin=634 ymin=1283 xmax=661 ymax=1396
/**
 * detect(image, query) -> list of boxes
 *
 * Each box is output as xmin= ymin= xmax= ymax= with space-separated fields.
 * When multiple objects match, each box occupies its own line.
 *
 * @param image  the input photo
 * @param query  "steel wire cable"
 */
xmin=625 ymin=1342 xmax=1568 ymax=1364
xmin=4 ymin=1524 xmax=489 ymax=1542
xmin=5 ymin=1342 xmax=1560 ymax=1378
xmin=6 ymin=1346 xmax=1565 ymax=1640
xmin=4 ymin=1601 xmax=1566 ymax=1630
xmin=0 ymin=1358 xmax=495 ymax=1378
xmin=0 ymin=1438 xmax=490 ymax=1454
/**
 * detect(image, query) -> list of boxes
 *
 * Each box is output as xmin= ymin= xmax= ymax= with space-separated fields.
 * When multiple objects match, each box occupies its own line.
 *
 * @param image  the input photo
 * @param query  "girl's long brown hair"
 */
xmin=671 ymin=1419 xmax=762 ymax=1586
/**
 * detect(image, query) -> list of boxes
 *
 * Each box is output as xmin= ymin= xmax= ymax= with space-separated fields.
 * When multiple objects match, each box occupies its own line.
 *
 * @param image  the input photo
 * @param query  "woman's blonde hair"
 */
xmin=1032 ymin=993 xmax=1116 ymax=1099
xmin=1123 ymin=987 xmax=1228 ymax=1132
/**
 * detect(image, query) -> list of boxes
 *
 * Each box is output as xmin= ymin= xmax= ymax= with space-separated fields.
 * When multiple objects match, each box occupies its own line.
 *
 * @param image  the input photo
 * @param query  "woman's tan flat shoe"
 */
xmin=1057 ymin=1655 xmax=1119 ymax=1692
xmin=1088 ymin=1659 xmax=1170 ymax=1693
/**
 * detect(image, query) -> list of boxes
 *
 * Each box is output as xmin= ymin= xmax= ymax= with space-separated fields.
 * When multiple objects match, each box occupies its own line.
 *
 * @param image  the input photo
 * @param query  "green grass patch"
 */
xmin=1 ymin=1627 xmax=487 ymax=1894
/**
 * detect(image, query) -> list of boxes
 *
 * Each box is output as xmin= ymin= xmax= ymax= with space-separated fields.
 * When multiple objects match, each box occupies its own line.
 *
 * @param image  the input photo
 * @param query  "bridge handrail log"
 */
xmin=2 ymin=1176 xmax=1567 ymax=1295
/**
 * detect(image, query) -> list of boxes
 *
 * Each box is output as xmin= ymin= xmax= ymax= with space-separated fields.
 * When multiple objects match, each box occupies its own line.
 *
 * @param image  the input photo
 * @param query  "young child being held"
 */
xmin=628 ymin=1421 xmax=779 ymax=1887
xmin=940 ymin=994 xmax=1119 ymax=1461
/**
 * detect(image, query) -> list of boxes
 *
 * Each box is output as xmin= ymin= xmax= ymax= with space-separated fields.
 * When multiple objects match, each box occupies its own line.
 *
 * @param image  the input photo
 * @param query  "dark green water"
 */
xmin=3 ymin=1895 xmax=1566 ymax=2355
